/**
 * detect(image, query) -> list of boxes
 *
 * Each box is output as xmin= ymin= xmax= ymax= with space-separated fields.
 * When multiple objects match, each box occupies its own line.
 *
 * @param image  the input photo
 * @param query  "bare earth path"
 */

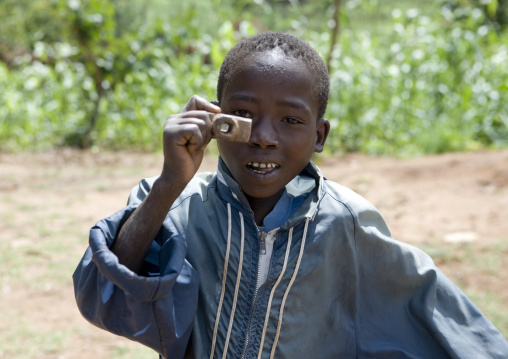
xmin=0 ymin=149 xmax=507 ymax=358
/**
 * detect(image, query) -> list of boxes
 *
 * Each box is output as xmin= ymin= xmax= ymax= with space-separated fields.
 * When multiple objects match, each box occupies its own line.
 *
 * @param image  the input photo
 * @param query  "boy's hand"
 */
xmin=160 ymin=95 xmax=221 ymax=187
xmin=112 ymin=96 xmax=219 ymax=272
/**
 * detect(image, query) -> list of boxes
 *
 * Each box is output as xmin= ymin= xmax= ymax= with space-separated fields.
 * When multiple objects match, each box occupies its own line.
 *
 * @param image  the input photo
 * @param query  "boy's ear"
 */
xmin=314 ymin=118 xmax=330 ymax=153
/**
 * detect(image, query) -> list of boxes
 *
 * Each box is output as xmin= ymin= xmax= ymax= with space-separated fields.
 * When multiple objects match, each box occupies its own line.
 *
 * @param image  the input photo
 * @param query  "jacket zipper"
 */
xmin=259 ymin=231 xmax=266 ymax=254
xmin=240 ymin=231 xmax=266 ymax=359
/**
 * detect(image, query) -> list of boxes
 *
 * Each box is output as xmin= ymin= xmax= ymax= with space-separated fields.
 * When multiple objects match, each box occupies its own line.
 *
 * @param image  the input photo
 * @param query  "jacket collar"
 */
xmin=216 ymin=156 xmax=325 ymax=229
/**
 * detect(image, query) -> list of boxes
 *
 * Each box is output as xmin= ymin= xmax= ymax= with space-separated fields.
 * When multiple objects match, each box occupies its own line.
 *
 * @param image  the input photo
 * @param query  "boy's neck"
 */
xmin=244 ymin=189 xmax=285 ymax=226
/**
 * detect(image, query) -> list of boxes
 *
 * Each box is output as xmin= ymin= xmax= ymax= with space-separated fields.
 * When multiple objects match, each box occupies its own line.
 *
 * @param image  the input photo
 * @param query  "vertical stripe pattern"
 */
xmin=209 ymin=203 xmax=233 ymax=359
xmin=222 ymin=212 xmax=245 ymax=358
xmin=257 ymin=227 xmax=295 ymax=359
xmin=270 ymin=218 xmax=310 ymax=359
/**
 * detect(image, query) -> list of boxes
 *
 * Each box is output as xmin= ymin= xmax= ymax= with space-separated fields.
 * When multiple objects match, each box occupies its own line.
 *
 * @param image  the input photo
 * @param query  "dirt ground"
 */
xmin=0 ymin=149 xmax=507 ymax=358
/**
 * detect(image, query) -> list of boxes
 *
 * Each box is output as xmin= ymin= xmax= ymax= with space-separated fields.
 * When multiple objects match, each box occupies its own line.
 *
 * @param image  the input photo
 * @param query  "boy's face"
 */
xmin=217 ymin=50 xmax=329 ymax=199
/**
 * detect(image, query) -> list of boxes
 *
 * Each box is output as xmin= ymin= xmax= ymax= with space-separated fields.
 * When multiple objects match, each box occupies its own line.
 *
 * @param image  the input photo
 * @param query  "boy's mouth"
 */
xmin=246 ymin=162 xmax=280 ymax=174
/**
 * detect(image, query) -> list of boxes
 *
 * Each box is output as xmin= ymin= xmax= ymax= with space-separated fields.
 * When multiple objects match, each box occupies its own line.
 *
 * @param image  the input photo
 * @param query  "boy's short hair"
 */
xmin=217 ymin=31 xmax=330 ymax=120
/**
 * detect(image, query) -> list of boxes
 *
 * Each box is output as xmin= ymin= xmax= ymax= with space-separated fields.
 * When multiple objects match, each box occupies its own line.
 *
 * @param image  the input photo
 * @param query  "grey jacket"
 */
xmin=73 ymin=159 xmax=508 ymax=358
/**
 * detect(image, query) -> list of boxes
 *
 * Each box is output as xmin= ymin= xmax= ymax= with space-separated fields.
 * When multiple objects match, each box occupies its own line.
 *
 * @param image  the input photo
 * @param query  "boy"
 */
xmin=73 ymin=32 xmax=508 ymax=358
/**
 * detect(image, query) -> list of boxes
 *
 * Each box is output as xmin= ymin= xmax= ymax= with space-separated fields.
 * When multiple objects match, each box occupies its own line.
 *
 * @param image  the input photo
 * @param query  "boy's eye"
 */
xmin=232 ymin=110 xmax=252 ymax=118
xmin=282 ymin=117 xmax=300 ymax=124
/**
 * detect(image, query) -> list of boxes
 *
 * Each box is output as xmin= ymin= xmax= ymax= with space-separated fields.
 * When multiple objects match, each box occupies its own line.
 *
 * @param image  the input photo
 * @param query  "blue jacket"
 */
xmin=73 ymin=159 xmax=508 ymax=358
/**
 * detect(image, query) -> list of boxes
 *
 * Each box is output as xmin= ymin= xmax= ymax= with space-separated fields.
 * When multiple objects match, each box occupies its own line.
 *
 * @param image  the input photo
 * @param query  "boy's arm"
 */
xmin=111 ymin=95 xmax=220 ymax=273
xmin=73 ymin=96 xmax=220 ymax=357
xmin=347 ymin=192 xmax=508 ymax=357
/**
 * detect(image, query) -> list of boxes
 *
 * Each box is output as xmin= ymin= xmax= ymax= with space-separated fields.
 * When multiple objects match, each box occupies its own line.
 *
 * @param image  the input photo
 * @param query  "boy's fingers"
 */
xmin=181 ymin=95 xmax=221 ymax=113
xmin=162 ymin=95 xmax=221 ymax=166
xmin=164 ymin=122 xmax=204 ymax=153
xmin=176 ymin=124 xmax=205 ymax=154
xmin=164 ymin=116 xmax=212 ymax=150
xmin=171 ymin=112 xmax=213 ymax=144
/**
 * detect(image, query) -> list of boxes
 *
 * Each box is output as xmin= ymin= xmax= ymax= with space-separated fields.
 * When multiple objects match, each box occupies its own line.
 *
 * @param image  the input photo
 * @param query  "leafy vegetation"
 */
xmin=0 ymin=0 xmax=507 ymax=155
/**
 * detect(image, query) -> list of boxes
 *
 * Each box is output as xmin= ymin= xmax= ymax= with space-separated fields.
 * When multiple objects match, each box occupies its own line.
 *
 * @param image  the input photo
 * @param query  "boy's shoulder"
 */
xmin=322 ymin=178 xmax=379 ymax=216
xmin=320 ymin=177 xmax=395 ymax=239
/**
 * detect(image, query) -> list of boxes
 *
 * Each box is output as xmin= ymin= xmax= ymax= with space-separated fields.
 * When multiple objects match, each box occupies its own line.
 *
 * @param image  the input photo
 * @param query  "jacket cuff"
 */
xmin=89 ymin=206 xmax=191 ymax=302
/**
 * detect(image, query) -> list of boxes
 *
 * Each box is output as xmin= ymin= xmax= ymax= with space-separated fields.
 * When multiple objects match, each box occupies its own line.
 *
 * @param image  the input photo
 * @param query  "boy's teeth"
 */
xmin=247 ymin=162 xmax=278 ymax=169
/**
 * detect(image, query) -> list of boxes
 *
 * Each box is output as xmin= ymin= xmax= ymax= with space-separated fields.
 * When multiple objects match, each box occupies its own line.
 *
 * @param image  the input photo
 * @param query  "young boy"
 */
xmin=73 ymin=32 xmax=508 ymax=358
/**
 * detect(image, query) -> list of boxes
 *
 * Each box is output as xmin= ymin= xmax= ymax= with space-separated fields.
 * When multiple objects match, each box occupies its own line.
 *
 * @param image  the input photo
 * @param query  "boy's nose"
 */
xmin=247 ymin=116 xmax=279 ymax=149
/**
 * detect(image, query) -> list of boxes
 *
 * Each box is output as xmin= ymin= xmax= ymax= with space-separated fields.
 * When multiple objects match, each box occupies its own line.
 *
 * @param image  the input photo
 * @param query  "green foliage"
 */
xmin=441 ymin=0 xmax=508 ymax=27
xmin=325 ymin=4 xmax=508 ymax=155
xmin=0 ymin=0 xmax=507 ymax=155
xmin=0 ymin=0 xmax=67 ymax=62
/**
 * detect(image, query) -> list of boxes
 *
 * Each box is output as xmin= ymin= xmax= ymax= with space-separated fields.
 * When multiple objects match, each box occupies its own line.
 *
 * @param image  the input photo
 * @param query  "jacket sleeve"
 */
xmin=351 ymin=197 xmax=508 ymax=358
xmin=72 ymin=205 xmax=199 ymax=359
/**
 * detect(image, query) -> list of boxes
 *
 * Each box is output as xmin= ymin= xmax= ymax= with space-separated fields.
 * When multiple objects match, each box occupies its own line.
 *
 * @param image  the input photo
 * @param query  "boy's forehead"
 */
xmin=241 ymin=49 xmax=307 ymax=73
xmin=227 ymin=51 xmax=311 ymax=91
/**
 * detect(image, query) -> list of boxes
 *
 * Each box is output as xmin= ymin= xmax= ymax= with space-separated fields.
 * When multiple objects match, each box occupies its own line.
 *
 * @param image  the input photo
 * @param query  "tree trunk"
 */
xmin=82 ymin=91 xmax=103 ymax=148
xmin=326 ymin=0 xmax=341 ymax=72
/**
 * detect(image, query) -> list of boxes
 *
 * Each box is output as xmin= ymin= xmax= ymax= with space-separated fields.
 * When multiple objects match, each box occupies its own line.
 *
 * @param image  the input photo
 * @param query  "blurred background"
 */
xmin=1 ymin=0 xmax=507 ymax=155
xmin=0 ymin=0 xmax=507 ymax=357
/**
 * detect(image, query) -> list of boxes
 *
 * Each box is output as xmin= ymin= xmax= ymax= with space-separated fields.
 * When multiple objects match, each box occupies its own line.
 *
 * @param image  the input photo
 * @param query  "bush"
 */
xmin=0 ymin=0 xmax=507 ymax=155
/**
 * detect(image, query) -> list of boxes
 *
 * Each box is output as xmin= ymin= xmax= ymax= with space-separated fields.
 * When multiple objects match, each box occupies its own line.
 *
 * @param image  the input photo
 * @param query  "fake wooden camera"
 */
xmin=209 ymin=113 xmax=252 ymax=142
